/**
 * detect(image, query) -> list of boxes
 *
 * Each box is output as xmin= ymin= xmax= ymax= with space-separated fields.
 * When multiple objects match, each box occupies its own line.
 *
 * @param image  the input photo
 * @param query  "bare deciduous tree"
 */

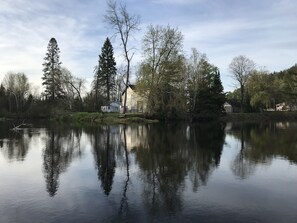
xmin=2 ymin=72 xmax=30 ymax=112
xmin=229 ymin=55 xmax=255 ymax=112
xmin=61 ymin=67 xmax=85 ymax=111
xmin=142 ymin=25 xmax=183 ymax=85
xmin=104 ymin=0 xmax=140 ymax=114
xmin=186 ymin=48 xmax=207 ymax=113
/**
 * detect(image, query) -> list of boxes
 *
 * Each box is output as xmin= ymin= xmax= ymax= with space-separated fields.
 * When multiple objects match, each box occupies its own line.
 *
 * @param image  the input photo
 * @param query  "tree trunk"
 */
xmin=240 ymin=84 xmax=244 ymax=113
xmin=123 ymin=60 xmax=130 ymax=114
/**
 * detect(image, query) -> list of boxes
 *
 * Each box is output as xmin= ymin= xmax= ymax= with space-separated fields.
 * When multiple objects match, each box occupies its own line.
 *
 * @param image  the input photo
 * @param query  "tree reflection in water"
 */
xmin=230 ymin=125 xmax=256 ymax=179
xmin=118 ymin=126 xmax=130 ymax=218
xmin=0 ymin=122 xmax=34 ymax=162
xmin=42 ymin=127 xmax=83 ymax=197
xmin=90 ymin=126 xmax=116 ymax=196
xmin=132 ymin=122 xmax=225 ymax=215
xmin=228 ymin=122 xmax=297 ymax=179
xmin=90 ymin=125 xmax=130 ymax=222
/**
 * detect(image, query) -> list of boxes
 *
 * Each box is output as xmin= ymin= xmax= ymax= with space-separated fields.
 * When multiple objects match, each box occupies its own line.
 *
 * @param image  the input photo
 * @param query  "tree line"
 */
xmin=0 ymin=0 xmax=296 ymax=119
xmin=227 ymin=56 xmax=297 ymax=112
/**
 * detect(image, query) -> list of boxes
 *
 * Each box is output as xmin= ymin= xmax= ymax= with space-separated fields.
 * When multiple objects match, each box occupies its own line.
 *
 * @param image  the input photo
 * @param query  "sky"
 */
xmin=0 ymin=0 xmax=296 ymax=93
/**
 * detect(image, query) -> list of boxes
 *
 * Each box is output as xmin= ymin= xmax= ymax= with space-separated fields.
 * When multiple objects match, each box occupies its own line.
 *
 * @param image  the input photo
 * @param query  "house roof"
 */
xmin=224 ymin=102 xmax=232 ymax=107
xmin=121 ymin=84 xmax=136 ymax=95
xmin=227 ymin=99 xmax=241 ymax=108
xmin=110 ymin=101 xmax=120 ymax=106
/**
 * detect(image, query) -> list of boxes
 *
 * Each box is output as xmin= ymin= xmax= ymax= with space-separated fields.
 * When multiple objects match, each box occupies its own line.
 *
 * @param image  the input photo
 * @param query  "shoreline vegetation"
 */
xmin=56 ymin=112 xmax=159 ymax=125
xmin=2 ymin=111 xmax=297 ymax=125
xmin=1 ymin=1 xmax=296 ymax=128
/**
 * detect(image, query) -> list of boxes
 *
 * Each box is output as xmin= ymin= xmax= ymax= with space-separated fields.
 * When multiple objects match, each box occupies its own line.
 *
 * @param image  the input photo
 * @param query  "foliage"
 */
xmin=60 ymin=67 xmax=85 ymax=111
xmin=246 ymin=70 xmax=285 ymax=111
xmin=186 ymin=49 xmax=207 ymax=113
xmin=93 ymin=37 xmax=117 ymax=107
xmin=56 ymin=112 xmax=158 ymax=124
xmin=42 ymin=37 xmax=65 ymax=102
xmin=0 ymin=84 xmax=8 ymax=115
xmin=187 ymin=52 xmax=225 ymax=115
xmin=1 ymin=72 xmax=31 ymax=113
xmin=137 ymin=25 xmax=186 ymax=119
xmin=226 ymin=88 xmax=241 ymax=100
xmin=229 ymin=55 xmax=255 ymax=112
xmin=280 ymin=64 xmax=297 ymax=106
xmin=105 ymin=0 xmax=140 ymax=114
xmin=2 ymin=2 xmax=297 ymax=119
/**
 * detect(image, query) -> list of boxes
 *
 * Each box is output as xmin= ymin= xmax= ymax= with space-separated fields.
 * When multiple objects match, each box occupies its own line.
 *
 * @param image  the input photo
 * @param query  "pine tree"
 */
xmin=0 ymin=84 xmax=7 ymax=113
xmin=93 ymin=38 xmax=117 ymax=105
xmin=194 ymin=63 xmax=225 ymax=115
xmin=42 ymin=37 xmax=64 ymax=101
xmin=210 ymin=70 xmax=226 ymax=114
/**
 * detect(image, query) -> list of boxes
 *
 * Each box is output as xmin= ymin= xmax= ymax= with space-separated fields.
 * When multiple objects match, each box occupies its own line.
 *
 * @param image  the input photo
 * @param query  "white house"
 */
xmin=224 ymin=102 xmax=232 ymax=113
xmin=121 ymin=85 xmax=147 ymax=113
xmin=101 ymin=102 xmax=121 ymax=113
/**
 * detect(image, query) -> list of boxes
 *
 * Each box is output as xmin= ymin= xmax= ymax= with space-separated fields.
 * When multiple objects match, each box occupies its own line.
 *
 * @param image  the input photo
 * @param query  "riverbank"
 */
xmin=2 ymin=111 xmax=297 ymax=124
xmin=55 ymin=111 xmax=297 ymax=124
xmin=221 ymin=112 xmax=297 ymax=122
xmin=56 ymin=112 xmax=159 ymax=125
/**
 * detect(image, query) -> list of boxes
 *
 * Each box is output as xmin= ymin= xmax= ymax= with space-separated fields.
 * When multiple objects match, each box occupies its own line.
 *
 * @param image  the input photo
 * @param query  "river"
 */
xmin=0 ymin=121 xmax=297 ymax=223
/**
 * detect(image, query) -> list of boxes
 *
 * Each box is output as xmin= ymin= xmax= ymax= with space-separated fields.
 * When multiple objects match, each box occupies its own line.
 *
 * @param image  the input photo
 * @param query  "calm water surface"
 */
xmin=0 ymin=121 xmax=297 ymax=223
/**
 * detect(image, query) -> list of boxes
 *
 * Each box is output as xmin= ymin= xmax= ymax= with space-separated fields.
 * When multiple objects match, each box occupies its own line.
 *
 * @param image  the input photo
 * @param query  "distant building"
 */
xmin=276 ymin=102 xmax=297 ymax=111
xmin=276 ymin=102 xmax=289 ymax=111
xmin=224 ymin=102 xmax=232 ymax=113
xmin=121 ymin=85 xmax=147 ymax=113
xmin=101 ymin=101 xmax=121 ymax=113
xmin=225 ymin=100 xmax=241 ymax=113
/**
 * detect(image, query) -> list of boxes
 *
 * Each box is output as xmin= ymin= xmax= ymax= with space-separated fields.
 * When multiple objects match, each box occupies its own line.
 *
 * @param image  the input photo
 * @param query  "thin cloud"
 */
xmin=0 ymin=0 xmax=296 ymax=93
xmin=0 ymin=0 xmax=106 ymax=88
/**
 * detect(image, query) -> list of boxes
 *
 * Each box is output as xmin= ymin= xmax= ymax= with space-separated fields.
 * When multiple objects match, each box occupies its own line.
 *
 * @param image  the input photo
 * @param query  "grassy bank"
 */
xmin=3 ymin=111 xmax=297 ymax=125
xmin=221 ymin=112 xmax=297 ymax=122
xmin=56 ymin=112 xmax=159 ymax=125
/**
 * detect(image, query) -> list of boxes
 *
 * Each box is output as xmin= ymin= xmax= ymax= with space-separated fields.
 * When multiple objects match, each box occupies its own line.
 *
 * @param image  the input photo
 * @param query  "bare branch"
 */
xmin=104 ymin=0 xmax=140 ymax=114
xmin=229 ymin=55 xmax=255 ymax=112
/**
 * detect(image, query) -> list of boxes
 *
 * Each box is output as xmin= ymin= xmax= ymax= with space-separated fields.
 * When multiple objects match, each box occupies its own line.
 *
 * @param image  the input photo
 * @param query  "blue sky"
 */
xmin=0 ymin=0 xmax=296 ymax=93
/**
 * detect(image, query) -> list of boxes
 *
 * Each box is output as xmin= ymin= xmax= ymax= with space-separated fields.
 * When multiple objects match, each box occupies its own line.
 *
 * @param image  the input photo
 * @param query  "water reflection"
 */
xmin=227 ymin=122 xmax=297 ymax=179
xmin=42 ymin=127 xmax=83 ymax=197
xmin=118 ymin=126 xmax=130 ymax=219
xmin=0 ymin=122 xmax=34 ymax=162
xmin=132 ymin=122 xmax=226 ymax=215
xmin=2 ymin=121 xmax=297 ymax=222
xmin=2 ymin=121 xmax=297 ymax=197
xmin=89 ymin=125 xmax=116 ymax=195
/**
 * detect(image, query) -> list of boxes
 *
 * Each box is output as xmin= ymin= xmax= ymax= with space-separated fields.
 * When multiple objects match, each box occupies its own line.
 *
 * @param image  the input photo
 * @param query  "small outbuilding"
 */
xmin=101 ymin=102 xmax=121 ymax=113
xmin=224 ymin=102 xmax=232 ymax=113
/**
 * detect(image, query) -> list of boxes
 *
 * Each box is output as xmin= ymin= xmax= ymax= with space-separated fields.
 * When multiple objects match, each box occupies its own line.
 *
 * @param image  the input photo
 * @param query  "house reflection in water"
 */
xmin=121 ymin=125 xmax=148 ymax=151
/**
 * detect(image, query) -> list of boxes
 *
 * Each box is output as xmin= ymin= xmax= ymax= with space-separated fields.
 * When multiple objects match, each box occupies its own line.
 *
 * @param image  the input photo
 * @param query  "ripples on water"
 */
xmin=0 ymin=121 xmax=297 ymax=223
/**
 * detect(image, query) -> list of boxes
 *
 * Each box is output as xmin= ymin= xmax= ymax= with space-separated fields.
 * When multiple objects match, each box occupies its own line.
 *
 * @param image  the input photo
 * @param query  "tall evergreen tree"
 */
xmin=209 ymin=70 xmax=226 ymax=113
xmin=193 ymin=61 xmax=225 ymax=115
xmin=42 ymin=37 xmax=64 ymax=101
xmin=93 ymin=37 xmax=117 ymax=105
xmin=0 ymin=84 xmax=8 ymax=113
